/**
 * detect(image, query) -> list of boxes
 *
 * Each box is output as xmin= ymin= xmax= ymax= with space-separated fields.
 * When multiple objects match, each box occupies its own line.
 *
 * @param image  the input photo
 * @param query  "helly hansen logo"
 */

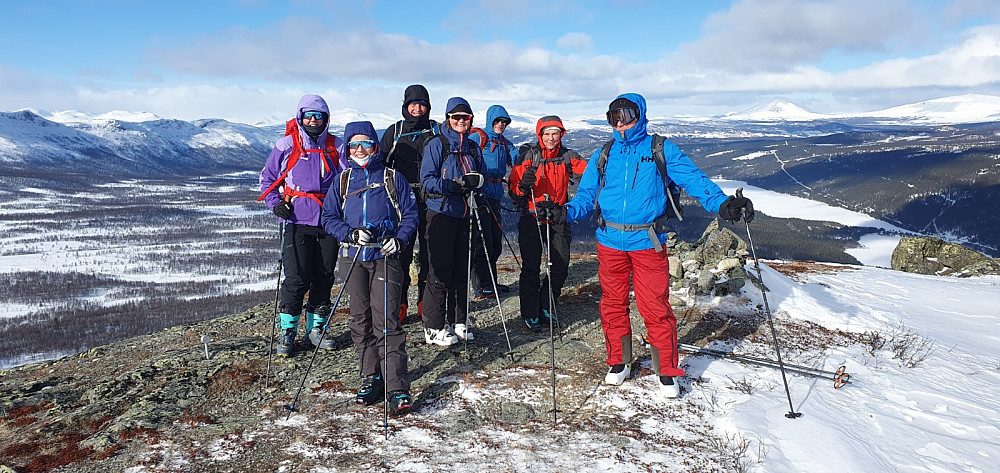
xmin=640 ymin=155 xmax=655 ymax=163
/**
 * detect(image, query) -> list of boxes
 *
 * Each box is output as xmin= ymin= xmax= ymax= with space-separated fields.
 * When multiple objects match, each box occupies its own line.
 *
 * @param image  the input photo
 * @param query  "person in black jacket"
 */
xmin=379 ymin=85 xmax=440 ymax=324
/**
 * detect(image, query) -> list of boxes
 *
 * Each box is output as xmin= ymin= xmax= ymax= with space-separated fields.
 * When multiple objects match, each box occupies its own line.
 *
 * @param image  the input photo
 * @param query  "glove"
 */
xmin=348 ymin=227 xmax=374 ymax=246
xmin=517 ymin=168 xmax=537 ymax=194
xmin=718 ymin=195 xmax=755 ymax=224
xmin=380 ymin=236 xmax=402 ymax=256
xmin=272 ymin=200 xmax=294 ymax=220
xmin=535 ymin=200 xmax=566 ymax=224
xmin=460 ymin=173 xmax=484 ymax=190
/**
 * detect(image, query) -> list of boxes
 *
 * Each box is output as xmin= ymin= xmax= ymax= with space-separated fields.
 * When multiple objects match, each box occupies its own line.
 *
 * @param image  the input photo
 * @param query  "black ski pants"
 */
xmin=398 ymin=197 xmax=428 ymax=306
xmin=471 ymin=198 xmax=504 ymax=292
xmin=422 ymin=209 xmax=471 ymax=330
xmin=343 ymin=256 xmax=409 ymax=392
xmin=517 ymin=215 xmax=571 ymax=320
xmin=279 ymin=223 xmax=338 ymax=316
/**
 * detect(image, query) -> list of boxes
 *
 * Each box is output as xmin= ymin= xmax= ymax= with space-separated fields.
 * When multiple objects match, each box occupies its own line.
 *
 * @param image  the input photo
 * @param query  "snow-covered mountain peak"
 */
xmin=857 ymin=93 xmax=1000 ymax=123
xmin=719 ymin=99 xmax=827 ymax=122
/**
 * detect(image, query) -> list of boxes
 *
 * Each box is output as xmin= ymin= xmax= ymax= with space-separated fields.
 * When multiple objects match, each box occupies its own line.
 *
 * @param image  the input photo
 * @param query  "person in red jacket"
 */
xmin=508 ymin=116 xmax=587 ymax=331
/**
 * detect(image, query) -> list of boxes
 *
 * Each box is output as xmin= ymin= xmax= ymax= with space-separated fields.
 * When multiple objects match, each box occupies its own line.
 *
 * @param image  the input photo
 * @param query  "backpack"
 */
xmin=338 ymin=167 xmax=403 ymax=222
xmin=257 ymin=119 xmax=339 ymax=202
xmin=513 ymin=144 xmax=579 ymax=205
xmin=469 ymin=127 xmax=511 ymax=154
xmin=384 ymin=119 xmax=440 ymax=167
xmin=593 ymin=134 xmax=684 ymax=251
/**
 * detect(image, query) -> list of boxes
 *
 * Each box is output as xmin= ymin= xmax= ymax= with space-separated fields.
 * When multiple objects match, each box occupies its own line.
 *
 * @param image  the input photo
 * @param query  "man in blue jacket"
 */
xmin=469 ymin=104 xmax=518 ymax=297
xmin=321 ymin=121 xmax=419 ymax=415
xmin=564 ymin=93 xmax=754 ymax=400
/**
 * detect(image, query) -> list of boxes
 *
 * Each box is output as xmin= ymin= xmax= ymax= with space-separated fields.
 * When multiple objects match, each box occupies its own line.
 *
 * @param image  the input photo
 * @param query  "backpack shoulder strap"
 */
xmin=256 ymin=120 xmax=305 ymax=201
xmin=651 ymin=134 xmax=684 ymax=220
xmin=469 ymin=128 xmax=488 ymax=150
xmin=384 ymin=167 xmax=403 ymax=222
xmin=338 ymin=168 xmax=352 ymax=213
xmin=593 ymin=139 xmax=616 ymax=227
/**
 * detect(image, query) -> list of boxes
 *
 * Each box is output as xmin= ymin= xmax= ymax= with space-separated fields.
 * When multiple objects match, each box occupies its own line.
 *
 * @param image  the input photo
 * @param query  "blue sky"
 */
xmin=2 ymin=0 xmax=1000 ymax=124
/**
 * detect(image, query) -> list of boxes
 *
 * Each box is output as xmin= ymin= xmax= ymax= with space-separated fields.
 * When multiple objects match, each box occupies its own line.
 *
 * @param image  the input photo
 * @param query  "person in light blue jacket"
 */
xmin=565 ymin=93 xmax=754 ymax=400
xmin=469 ymin=104 xmax=518 ymax=297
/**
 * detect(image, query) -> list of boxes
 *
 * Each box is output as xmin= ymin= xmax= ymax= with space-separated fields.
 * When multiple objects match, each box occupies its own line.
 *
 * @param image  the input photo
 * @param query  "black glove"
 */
xmin=535 ymin=200 xmax=566 ymax=224
xmin=517 ymin=168 xmax=537 ymax=194
xmin=718 ymin=196 xmax=755 ymax=224
xmin=348 ymin=227 xmax=374 ymax=246
xmin=272 ymin=200 xmax=294 ymax=220
xmin=380 ymin=236 xmax=402 ymax=256
xmin=460 ymin=173 xmax=484 ymax=190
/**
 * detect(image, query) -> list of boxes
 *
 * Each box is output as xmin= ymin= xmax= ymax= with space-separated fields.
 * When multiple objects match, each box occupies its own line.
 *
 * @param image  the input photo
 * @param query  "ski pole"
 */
xmin=464 ymin=203 xmax=474 ymax=355
xmin=285 ymin=246 xmax=364 ymax=419
xmin=676 ymin=342 xmax=851 ymax=390
xmin=468 ymin=193 xmax=516 ymax=362
xmin=531 ymin=190 xmax=561 ymax=426
xmin=736 ymin=188 xmax=802 ymax=418
xmin=488 ymin=201 xmax=521 ymax=267
xmin=382 ymin=254 xmax=389 ymax=439
xmin=265 ymin=220 xmax=286 ymax=389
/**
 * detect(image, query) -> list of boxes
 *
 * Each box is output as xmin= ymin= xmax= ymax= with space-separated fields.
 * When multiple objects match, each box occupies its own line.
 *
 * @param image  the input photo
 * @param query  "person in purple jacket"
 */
xmin=419 ymin=97 xmax=486 ymax=346
xmin=321 ymin=120 xmax=419 ymax=415
xmin=259 ymin=94 xmax=347 ymax=357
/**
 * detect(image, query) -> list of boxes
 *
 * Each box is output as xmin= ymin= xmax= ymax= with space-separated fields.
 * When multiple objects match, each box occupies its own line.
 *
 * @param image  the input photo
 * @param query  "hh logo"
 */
xmin=640 ymin=155 xmax=655 ymax=163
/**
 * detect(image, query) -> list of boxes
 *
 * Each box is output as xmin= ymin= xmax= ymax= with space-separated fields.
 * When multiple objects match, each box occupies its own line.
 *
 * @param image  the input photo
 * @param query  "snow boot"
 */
xmin=454 ymin=323 xmax=473 ymax=341
xmin=356 ymin=374 xmax=384 ymax=406
xmin=276 ymin=313 xmax=299 ymax=357
xmin=424 ymin=326 xmax=458 ymax=347
xmin=306 ymin=305 xmax=335 ymax=350
xmin=604 ymin=363 xmax=632 ymax=385
xmin=541 ymin=308 xmax=558 ymax=326
xmin=657 ymin=375 xmax=680 ymax=400
xmin=523 ymin=315 xmax=544 ymax=331
xmin=388 ymin=390 xmax=413 ymax=416
xmin=473 ymin=286 xmax=495 ymax=300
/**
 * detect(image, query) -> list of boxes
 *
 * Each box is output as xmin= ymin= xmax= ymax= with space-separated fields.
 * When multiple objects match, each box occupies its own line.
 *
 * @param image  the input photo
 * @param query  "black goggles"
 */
xmin=494 ymin=117 xmax=511 ymax=125
xmin=606 ymin=107 xmax=639 ymax=126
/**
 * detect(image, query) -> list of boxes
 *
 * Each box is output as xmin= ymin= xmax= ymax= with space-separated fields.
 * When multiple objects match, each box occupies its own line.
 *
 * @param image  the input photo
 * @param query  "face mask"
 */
xmin=303 ymin=123 xmax=325 ymax=138
xmin=350 ymin=155 xmax=371 ymax=167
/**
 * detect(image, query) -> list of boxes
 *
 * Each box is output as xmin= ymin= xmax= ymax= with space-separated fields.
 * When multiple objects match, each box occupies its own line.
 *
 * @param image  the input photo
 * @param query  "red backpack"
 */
xmin=469 ymin=127 xmax=510 ymax=154
xmin=257 ymin=119 xmax=340 ymax=204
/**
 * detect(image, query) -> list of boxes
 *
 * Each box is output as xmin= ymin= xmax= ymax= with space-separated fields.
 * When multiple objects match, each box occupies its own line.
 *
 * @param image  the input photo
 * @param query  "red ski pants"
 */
xmin=597 ymin=243 xmax=683 ymax=377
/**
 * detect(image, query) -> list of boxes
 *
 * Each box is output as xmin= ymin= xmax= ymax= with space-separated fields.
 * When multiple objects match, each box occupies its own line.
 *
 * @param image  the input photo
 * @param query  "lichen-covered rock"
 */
xmin=892 ymin=236 xmax=992 ymax=276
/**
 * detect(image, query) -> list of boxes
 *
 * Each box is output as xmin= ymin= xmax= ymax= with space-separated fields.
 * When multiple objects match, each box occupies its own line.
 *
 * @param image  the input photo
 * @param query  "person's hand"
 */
xmin=380 ymin=236 xmax=402 ymax=256
xmin=535 ymin=200 xmax=566 ymax=224
xmin=460 ymin=173 xmax=483 ymax=190
xmin=348 ymin=227 xmax=374 ymax=246
xmin=272 ymin=200 xmax=294 ymax=220
xmin=718 ymin=195 xmax=755 ymax=224
xmin=517 ymin=168 xmax=537 ymax=194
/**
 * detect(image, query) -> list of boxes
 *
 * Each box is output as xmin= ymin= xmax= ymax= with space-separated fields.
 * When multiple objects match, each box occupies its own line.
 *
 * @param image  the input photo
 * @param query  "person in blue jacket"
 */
xmin=419 ymin=97 xmax=486 ymax=347
xmin=563 ymin=93 xmax=754 ymax=400
xmin=468 ymin=104 xmax=518 ymax=297
xmin=321 ymin=121 xmax=419 ymax=415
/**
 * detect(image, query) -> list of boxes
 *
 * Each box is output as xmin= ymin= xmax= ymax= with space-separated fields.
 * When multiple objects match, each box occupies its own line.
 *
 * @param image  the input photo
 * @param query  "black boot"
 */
xmin=388 ymin=390 xmax=413 ymax=416
xmin=356 ymin=374 xmax=384 ymax=406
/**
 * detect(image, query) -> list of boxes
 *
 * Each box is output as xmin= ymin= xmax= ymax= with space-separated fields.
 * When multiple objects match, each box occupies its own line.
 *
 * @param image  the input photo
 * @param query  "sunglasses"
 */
xmin=448 ymin=113 xmax=473 ymax=121
xmin=606 ymin=107 xmax=639 ymax=126
xmin=494 ymin=117 xmax=511 ymax=125
xmin=302 ymin=111 xmax=326 ymax=121
xmin=348 ymin=140 xmax=375 ymax=150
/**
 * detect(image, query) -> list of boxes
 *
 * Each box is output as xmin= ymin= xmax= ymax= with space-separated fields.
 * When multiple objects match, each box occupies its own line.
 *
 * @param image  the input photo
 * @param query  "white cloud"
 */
xmin=556 ymin=32 xmax=593 ymax=51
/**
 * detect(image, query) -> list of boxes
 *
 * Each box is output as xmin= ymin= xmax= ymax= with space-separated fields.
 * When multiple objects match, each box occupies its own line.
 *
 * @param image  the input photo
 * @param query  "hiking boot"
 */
xmin=356 ymin=374 xmax=384 ymax=406
xmin=523 ymin=316 xmax=544 ymax=332
xmin=398 ymin=303 xmax=408 ymax=323
xmin=474 ymin=286 xmax=495 ymax=300
xmin=424 ymin=327 xmax=458 ymax=347
xmin=541 ymin=308 xmax=558 ymax=326
xmin=454 ymin=323 xmax=473 ymax=341
xmin=388 ymin=390 xmax=413 ymax=416
xmin=496 ymin=283 xmax=511 ymax=294
xmin=657 ymin=375 xmax=680 ymax=399
xmin=276 ymin=328 xmax=296 ymax=357
xmin=604 ymin=363 xmax=631 ymax=386
xmin=307 ymin=327 xmax=335 ymax=350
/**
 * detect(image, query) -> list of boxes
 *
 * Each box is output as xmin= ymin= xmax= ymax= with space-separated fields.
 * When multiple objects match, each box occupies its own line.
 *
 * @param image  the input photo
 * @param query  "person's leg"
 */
xmin=451 ymin=217 xmax=472 ymax=325
xmin=345 ymin=261 xmax=379 ymax=376
xmin=372 ymin=257 xmax=409 ymax=393
xmin=517 ymin=215 xmax=542 ymax=325
xmin=414 ymin=199 xmax=429 ymax=307
xmin=305 ymin=228 xmax=338 ymax=341
xmin=597 ymin=243 xmax=634 ymax=366
xmin=630 ymin=248 xmax=683 ymax=377
xmin=421 ymin=210 xmax=459 ymax=346
xmin=539 ymin=222 xmax=571 ymax=317
xmin=277 ymin=224 xmax=309 ymax=354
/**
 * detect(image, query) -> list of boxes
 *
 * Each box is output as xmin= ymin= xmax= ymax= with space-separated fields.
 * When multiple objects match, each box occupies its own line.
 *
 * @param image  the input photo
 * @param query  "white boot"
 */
xmin=453 ymin=323 xmax=474 ymax=341
xmin=604 ymin=363 xmax=631 ymax=386
xmin=424 ymin=327 xmax=458 ymax=346
xmin=657 ymin=375 xmax=680 ymax=400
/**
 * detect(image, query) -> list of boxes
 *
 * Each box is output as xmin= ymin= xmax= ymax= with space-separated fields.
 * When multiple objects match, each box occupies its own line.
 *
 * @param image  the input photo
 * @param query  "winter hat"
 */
xmin=608 ymin=97 xmax=638 ymax=112
xmin=403 ymin=84 xmax=431 ymax=109
xmin=535 ymin=115 xmax=565 ymax=136
xmin=446 ymin=100 xmax=473 ymax=115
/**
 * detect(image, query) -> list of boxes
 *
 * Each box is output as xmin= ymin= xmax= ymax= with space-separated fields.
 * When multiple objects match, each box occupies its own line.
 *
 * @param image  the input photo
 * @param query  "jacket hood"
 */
xmin=535 ymin=115 xmax=565 ymax=158
xmin=443 ymin=97 xmax=474 ymax=128
xmin=401 ymin=84 xmax=432 ymax=130
xmin=611 ymin=92 xmax=648 ymax=145
xmin=296 ymin=94 xmax=331 ymax=138
xmin=485 ymin=105 xmax=511 ymax=138
xmin=343 ymin=120 xmax=384 ymax=170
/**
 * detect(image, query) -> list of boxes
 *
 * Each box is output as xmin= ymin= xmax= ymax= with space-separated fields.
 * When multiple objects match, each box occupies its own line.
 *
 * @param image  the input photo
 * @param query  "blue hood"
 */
xmin=611 ymin=92 xmax=649 ymax=146
xmin=484 ymin=105 xmax=511 ymax=139
xmin=443 ymin=97 xmax=474 ymax=124
xmin=343 ymin=120 xmax=384 ymax=170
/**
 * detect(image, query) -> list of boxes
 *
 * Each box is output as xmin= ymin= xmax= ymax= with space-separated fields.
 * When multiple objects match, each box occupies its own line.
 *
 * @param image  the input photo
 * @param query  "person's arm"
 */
xmin=565 ymin=148 xmax=601 ymax=222
xmin=259 ymin=145 xmax=286 ymax=209
xmin=393 ymin=171 xmax=420 ymax=244
xmin=320 ymin=177 xmax=351 ymax=241
xmin=420 ymin=138 xmax=459 ymax=195
xmin=662 ymin=142 xmax=728 ymax=212
xmin=380 ymin=124 xmax=396 ymax=167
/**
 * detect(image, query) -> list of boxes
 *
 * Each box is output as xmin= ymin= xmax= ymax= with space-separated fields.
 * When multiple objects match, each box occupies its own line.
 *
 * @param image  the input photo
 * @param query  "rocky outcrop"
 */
xmin=666 ymin=220 xmax=751 ymax=296
xmin=891 ymin=236 xmax=999 ymax=277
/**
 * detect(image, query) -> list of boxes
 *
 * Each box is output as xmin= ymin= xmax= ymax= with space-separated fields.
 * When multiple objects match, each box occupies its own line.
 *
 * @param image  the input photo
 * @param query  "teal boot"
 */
xmin=306 ymin=305 xmax=335 ymax=350
xmin=276 ymin=313 xmax=299 ymax=356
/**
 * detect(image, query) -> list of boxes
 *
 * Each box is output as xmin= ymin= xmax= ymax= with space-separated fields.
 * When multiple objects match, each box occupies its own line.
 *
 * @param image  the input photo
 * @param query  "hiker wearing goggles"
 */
xmin=564 ymin=93 xmax=755 ymax=400
xmin=259 ymin=94 xmax=348 ymax=357
xmin=418 ymin=97 xmax=486 ymax=347
xmin=379 ymin=85 xmax=440 ymax=324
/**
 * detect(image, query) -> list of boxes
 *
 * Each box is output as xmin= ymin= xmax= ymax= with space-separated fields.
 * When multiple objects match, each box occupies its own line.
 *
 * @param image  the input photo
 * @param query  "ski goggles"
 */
xmin=494 ymin=117 xmax=511 ymax=125
xmin=606 ymin=107 xmax=639 ymax=126
xmin=448 ymin=113 xmax=473 ymax=122
xmin=348 ymin=140 xmax=376 ymax=150
xmin=302 ymin=111 xmax=326 ymax=121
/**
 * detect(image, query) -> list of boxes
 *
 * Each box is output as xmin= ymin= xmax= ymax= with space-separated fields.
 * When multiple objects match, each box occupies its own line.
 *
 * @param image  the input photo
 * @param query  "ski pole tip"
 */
xmin=785 ymin=411 xmax=802 ymax=419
